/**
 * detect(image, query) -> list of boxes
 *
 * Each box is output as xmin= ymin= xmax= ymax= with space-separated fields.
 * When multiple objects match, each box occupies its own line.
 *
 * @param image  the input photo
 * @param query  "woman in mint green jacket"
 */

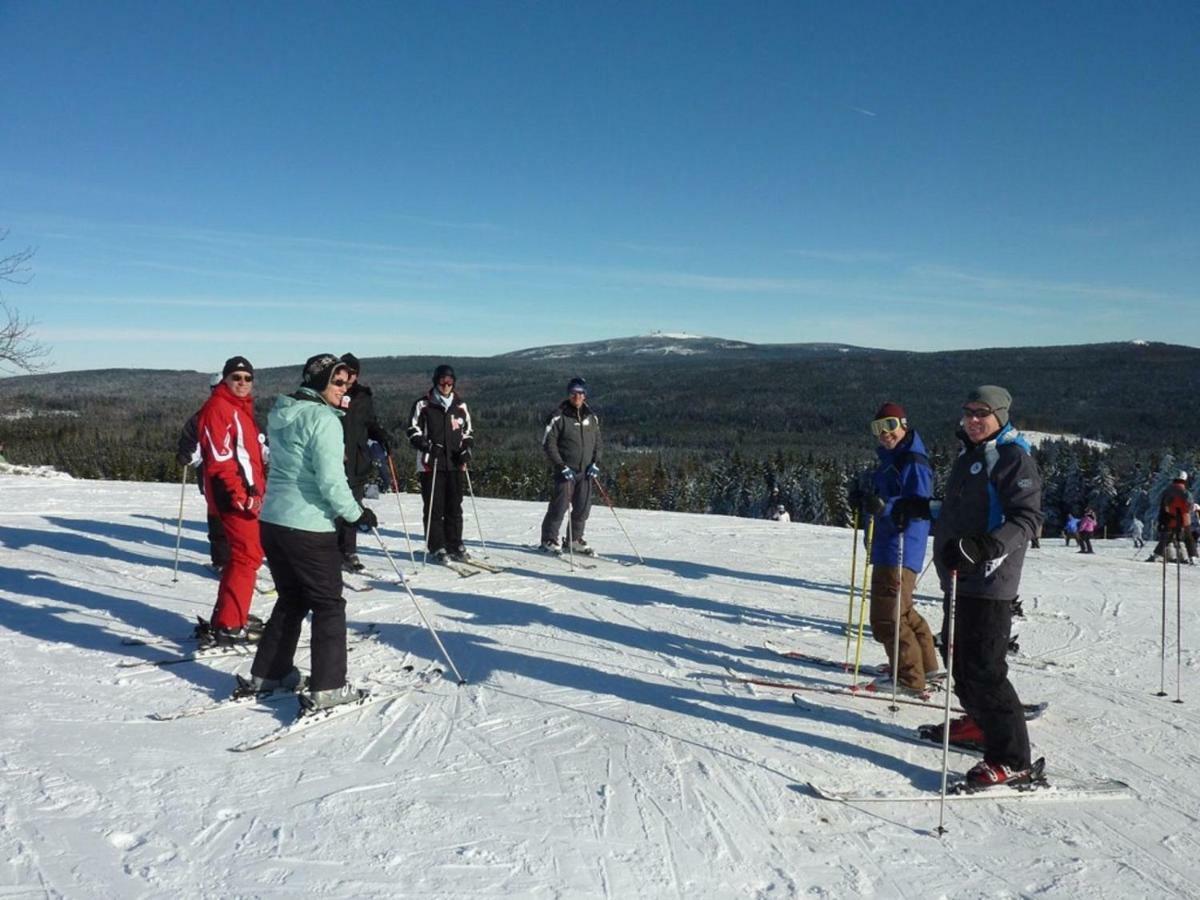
xmin=248 ymin=354 xmax=378 ymax=714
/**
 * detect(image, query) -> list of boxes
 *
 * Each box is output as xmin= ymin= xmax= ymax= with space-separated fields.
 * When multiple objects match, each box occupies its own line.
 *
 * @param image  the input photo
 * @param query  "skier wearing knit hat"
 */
xmin=863 ymin=401 xmax=939 ymax=695
xmin=931 ymin=384 xmax=1044 ymax=789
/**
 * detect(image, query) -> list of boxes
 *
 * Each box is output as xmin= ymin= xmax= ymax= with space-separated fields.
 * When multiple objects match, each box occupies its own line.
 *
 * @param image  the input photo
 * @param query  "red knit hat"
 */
xmin=873 ymin=401 xmax=907 ymax=423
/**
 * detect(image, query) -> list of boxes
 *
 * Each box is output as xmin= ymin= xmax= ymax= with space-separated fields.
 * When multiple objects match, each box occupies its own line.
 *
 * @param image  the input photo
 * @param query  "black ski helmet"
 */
xmin=567 ymin=376 xmax=587 ymax=395
xmin=432 ymin=364 xmax=456 ymax=385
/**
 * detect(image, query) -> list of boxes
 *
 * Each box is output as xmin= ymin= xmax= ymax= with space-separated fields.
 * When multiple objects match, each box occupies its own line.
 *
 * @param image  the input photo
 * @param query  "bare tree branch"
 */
xmin=0 ymin=230 xmax=49 ymax=374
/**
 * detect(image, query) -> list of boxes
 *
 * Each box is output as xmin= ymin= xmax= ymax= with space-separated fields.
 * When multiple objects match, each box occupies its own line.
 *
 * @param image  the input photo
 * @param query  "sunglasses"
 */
xmin=229 ymin=374 xmax=253 ymax=384
xmin=330 ymin=378 xmax=349 ymax=388
xmin=870 ymin=416 xmax=903 ymax=436
xmin=961 ymin=405 xmax=995 ymax=420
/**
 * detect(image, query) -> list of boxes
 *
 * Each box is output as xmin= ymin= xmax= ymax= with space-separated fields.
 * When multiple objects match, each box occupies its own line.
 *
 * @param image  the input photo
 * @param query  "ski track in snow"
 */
xmin=1 ymin=474 xmax=1199 ymax=896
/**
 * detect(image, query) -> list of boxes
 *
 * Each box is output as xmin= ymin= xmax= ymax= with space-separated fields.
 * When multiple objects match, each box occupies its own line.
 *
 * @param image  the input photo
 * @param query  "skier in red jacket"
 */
xmin=196 ymin=356 xmax=268 ymax=643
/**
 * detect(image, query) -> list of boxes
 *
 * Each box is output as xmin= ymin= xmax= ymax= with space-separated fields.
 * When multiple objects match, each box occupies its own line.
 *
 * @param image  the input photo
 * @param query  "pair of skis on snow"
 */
xmin=750 ymin=641 xmax=1130 ymax=804
xmin=117 ymin=622 xmax=382 ymax=668
xmin=148 ymin=658 xmax=444 ymax=751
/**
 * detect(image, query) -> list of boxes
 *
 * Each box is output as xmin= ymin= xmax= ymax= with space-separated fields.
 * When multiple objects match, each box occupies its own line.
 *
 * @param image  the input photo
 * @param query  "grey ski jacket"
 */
xmin=932 ymin=423 xmax=1043 ymax=602
xmin=542 ymin=400 xmax=601 ymax=473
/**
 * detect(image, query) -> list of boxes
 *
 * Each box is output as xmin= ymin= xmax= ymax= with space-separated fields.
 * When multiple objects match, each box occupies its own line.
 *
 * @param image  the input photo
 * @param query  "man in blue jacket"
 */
xmin=866 ymin=402 xmax=939 ymax=694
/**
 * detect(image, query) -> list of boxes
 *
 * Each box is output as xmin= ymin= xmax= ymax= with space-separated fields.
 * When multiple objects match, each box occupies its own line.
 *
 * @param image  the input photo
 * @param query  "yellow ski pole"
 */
xmin=852 ymin=516 xmax=876 ymax=685
xmin=843 ymin=509 xmax=860 ymax=667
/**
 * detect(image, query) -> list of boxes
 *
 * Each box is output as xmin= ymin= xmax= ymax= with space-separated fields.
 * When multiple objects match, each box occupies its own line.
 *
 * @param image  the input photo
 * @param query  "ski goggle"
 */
xmin=870 ymin=416 xmax=904 ymax=436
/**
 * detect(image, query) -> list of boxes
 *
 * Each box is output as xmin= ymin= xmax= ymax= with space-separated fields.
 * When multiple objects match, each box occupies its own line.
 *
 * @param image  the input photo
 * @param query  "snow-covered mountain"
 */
xmin=1 ymin=470 xmax=1198 ymax=897
xmin=499 ymin=332 xmax=866 ymax=360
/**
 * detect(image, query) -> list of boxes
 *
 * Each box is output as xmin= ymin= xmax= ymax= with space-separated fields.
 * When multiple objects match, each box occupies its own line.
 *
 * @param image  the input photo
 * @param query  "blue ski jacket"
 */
xmin=870 ymin=429 xmax=933 ymax=571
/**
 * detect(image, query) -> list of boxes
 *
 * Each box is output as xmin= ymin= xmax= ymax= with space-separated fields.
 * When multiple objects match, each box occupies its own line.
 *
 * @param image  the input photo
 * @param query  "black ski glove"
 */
xmin=354 ymin=507 xmax=378 ymax=532
xmin=863 ymin=494 xmax=886 ymax=516
xmin=891 ymin=497 xmax=931 ymax=531
xmin=941 ymin=533 xmax=1005 ymax=574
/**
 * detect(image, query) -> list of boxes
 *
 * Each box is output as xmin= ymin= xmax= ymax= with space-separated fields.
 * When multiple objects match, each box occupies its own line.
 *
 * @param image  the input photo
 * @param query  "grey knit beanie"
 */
xmin=965 ymin=385 xmax=1012 ymax=426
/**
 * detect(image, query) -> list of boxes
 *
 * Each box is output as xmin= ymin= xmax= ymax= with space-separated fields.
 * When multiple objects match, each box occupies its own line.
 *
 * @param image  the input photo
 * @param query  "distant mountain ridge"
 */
xmin=499 ymin=332 xmax=869 ymax=360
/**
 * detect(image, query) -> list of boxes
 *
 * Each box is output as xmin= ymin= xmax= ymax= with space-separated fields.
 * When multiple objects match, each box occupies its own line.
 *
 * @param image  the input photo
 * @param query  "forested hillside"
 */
xmin=1 ymin=338 xmax=1197 ymax=537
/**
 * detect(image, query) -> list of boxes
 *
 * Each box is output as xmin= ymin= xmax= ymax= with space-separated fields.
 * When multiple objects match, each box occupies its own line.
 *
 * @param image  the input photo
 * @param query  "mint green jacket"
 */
xmin=261 ymin=389 xmax=362 ymax=533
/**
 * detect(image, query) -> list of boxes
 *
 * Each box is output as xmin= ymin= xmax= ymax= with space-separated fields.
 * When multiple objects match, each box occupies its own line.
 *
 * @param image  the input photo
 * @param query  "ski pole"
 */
xmin=386 ymin=455 xmax=417 ymax=567
xmin=172 ymin=465 xmax=188 ymax=583
xmin=1175 ymin=531 xmax=1184 ymax=705
xmin=843 ymin=509 xmax=860 ymax=668
xmin=463 ymin=466 xmax=488 ymax=556
xmin=566 ymin=489 xmax=576 ymax=572
xmin=593 ymin=476 xmax=644 ymax=564
xmin=422 ymin=456 xmax=439 ymax=568
xmin=889 ymin=529 xmax=906 ymax=712
xmin=851 ymin=517 xmax=876 ymax=685
xmin=937 ymin=569 xmax=959 ymax=837
xmin=371 ymin=526 xmax=467 ymax=685
xmin=914 ymin=556 xmax=934 ymax=589
xmin=1157 ymin=543 xmax=1168 ymax=697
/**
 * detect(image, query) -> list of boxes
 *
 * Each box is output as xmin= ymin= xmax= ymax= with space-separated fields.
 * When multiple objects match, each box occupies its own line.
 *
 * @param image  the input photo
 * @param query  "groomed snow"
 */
xmin=1 ymin=472 xmax=1198 ymax=897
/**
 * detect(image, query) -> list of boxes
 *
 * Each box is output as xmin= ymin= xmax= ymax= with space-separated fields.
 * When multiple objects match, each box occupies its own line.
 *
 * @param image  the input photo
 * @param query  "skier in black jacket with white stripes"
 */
xmin=406 ymin=364 xmax=474 ymax=562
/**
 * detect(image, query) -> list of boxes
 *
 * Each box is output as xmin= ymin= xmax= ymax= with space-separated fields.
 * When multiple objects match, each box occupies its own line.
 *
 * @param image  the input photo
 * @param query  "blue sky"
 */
xmin=2 ymin=1 xmax=1197 ymax=374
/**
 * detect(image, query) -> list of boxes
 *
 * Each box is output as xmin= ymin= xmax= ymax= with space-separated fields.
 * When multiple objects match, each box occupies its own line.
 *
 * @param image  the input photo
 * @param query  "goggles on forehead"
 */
xmin=870 ymin=416 xmax=904 ymax=436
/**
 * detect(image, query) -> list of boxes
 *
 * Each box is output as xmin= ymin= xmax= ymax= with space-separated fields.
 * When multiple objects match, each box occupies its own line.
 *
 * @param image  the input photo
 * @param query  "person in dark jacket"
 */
xmin=406 ymin=364 xmax=474 ymax=562
xmin=931 ymin=384 xmax=1043 ymax=789
xmin=336 ymin=353 xmax=391 ymax=572
xmin=176 ymin=373 xmax=230 ymax=571
xmin=865 ymin=401 xmax=939 ymax=694
xmin=1147 ymin=472 xmax=1197 ymax=563
xmin=539 ymin=377 xmax=602 ymax=554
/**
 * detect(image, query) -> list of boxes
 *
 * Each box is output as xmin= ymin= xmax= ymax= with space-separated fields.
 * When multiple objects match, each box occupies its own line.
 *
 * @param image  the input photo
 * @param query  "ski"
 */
xmin=149 ymin=682 xmax=306 ymax=721
xmin=807 ymin=764 xmax=1132 ymax=804
xmin=119 ymin=624 xmax=380 ymax=669
xmin=764 ymin=640 xmax=886 ymax=676
xmin=725 ymin=668 xmax=1047 ymax=718
xmin=342 ymin=572 xmax=376 ymax=592
xmin=520 ymin=545 xmax=597 ymax=570
xmin=449 ymin=556 xmax=506 ymax=574
xmin=228 ymin=666 xmax=440 ymax=752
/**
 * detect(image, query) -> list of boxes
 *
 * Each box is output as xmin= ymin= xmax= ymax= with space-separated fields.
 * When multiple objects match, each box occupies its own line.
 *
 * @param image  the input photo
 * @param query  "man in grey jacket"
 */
xmin=931 ymin=385 xmax=1043 ymax=789
xmin=539 ymin=377 xmax=602 ymax=555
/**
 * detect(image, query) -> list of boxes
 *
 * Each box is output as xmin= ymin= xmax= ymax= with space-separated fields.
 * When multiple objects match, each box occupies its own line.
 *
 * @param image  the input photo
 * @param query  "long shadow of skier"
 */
xmin=358 ymin=604 xmax=931 ymax=785
xmin=0 ymin=565 xmax=224 ymax=690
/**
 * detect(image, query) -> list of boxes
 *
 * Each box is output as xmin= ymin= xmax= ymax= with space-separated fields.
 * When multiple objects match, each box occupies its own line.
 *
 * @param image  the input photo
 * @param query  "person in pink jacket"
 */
xmin=1076 ymin=508 xmax=1097 ymax=554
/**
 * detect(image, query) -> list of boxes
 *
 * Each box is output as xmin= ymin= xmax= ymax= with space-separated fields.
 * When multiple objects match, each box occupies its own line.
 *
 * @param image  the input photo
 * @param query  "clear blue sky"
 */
xmin=3 ymin=1 xmax=1196 ymax=374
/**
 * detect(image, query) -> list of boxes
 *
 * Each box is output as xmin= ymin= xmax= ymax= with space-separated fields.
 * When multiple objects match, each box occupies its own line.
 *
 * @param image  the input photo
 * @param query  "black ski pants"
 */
xmin=1151 ymin=528 xmax=1197 ymax=561
xmin=207 ymin=513 xmax=230 ymax=568
xmin=941 ymin=592 xmax=1031 ymax=769
xmin=419 ymin=468 xmax=464 ymax=553
xmin=251 ymin=522 xmax=347 ymax=693
xmin=337 ymin=479 xmax=367 ymax=559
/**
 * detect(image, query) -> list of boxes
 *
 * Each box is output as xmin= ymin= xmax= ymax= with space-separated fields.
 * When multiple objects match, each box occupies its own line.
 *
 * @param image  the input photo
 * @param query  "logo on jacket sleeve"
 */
xmin=969 ymin=462 xmax=984 ymax=475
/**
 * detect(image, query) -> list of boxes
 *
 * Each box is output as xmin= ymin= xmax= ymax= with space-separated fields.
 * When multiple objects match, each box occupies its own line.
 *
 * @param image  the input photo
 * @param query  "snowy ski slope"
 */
xmin=1 ymin=472 xmax=1198 ymax=898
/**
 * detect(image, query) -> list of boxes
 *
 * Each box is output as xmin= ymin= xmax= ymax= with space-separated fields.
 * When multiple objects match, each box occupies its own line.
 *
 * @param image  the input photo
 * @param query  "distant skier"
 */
xmin=248 ymin=354 xmax=378 ymax=712
xmin=539 ymin=376 xmax=602 ymax=555
xmin=1064 ymin=514 xmax=1079 ymax=547
xmin=1128 ymin=517 xmax=1145 ymax=549
xmin=1076 ymin=508 xmax=1097 ymax=554
xmin=196 ymin=356 xmax=267 ymax=647
xmin=336 ymin=353 xmax=391 ymax=573
xmin=770 ymin=504 xmax=791 ymax=523
xmin=176 ymin=373 xmax=229 ymax=572
xmin=931 ymin=385 xmax=1043 ymax=789
xmin=863 ymin=402 xmax=939 ymax=696
xmin=1147 ymin=472 xmax=1197 ymax=564
xmin=406 ymin=364 xmax=474 ymax=563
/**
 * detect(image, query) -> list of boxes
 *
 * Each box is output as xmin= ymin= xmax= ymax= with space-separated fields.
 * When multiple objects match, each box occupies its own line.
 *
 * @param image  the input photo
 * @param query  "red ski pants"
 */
xmin=209 ymin=511 xmax=263 ymax=629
